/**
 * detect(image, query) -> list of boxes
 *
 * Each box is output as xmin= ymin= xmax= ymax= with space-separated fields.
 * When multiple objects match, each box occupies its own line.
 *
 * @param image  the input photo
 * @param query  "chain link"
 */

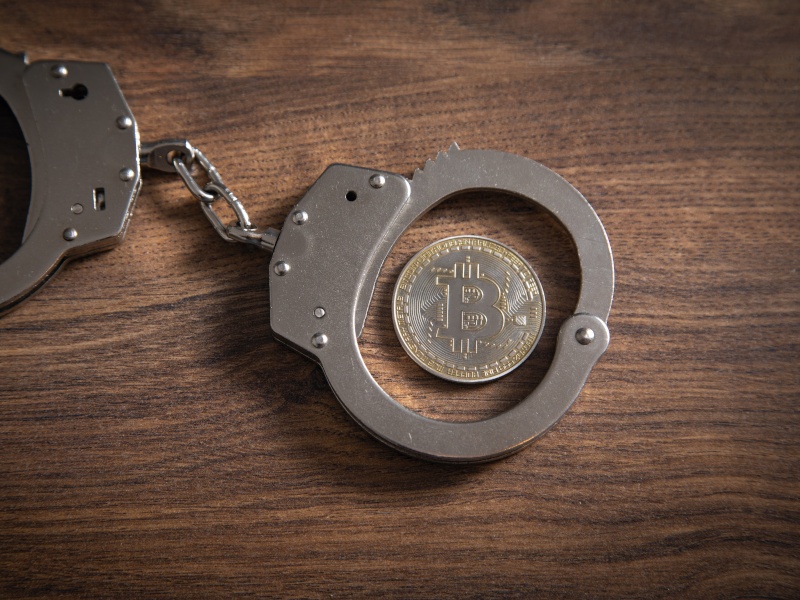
xmin=140 ymin=140 xmax=279 ymax=252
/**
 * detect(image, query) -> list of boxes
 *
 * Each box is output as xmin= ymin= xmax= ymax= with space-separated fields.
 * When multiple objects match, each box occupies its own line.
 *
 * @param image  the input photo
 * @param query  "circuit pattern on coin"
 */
xmin=392 ymin=236 xmax=545 ymax=383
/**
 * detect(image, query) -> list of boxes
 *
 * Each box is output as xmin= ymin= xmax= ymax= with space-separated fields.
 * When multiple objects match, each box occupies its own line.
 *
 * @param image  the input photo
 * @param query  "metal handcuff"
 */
xmin=0 ymin=50 xmax=614 ymax=463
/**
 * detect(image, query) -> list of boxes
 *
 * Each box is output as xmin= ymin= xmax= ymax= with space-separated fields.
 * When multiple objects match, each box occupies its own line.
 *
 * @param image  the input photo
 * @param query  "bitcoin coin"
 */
xmin=392 ymin=235 xmax=545 ymax=383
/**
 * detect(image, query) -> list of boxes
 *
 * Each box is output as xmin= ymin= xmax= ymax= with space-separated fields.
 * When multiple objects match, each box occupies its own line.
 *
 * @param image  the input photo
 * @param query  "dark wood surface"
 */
xmin=1 ymin=1 xmax=798 ymax=597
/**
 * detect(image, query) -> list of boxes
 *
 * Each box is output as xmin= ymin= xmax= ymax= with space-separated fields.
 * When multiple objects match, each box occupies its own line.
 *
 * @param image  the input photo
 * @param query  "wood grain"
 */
xmin=0 ymin=1 xmax=798 ymax=597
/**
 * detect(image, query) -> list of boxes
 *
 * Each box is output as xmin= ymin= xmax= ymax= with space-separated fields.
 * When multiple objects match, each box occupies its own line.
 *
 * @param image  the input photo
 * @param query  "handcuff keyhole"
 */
xmin=93 ymin=188 xmax=106 ymax=211
xmin=346 ymin=190 xmax=357 ymax=201
xmin=60 ymin=83 xmax=88 ymax=100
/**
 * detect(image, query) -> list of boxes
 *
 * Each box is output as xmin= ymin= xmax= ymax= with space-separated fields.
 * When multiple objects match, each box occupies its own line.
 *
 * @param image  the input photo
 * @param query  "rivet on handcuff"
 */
xmin=0 ymin=50 xmax=614 ymax=463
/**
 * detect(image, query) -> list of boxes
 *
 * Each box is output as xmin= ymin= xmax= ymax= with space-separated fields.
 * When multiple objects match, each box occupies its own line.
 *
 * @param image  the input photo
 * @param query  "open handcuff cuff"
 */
xmin=0 ymin=51 xmax=614 ymax=463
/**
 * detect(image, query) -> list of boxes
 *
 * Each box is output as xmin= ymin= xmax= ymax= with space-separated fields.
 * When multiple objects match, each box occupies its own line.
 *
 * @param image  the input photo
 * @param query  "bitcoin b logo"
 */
xmin=392 ymin=236 xmax=546 ymax=383
xmin=435 ymin=256 xmax=505 ymax=355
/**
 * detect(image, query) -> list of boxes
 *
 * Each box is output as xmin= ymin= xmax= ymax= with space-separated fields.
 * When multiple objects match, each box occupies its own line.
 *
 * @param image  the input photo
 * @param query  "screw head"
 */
xmin=369 ymin=174 xmax=386 ymax=189
xmin=311 ymin=333 xmax=328 ymax=348
xmin=63 ymin=227 xmax=78 ymax=241
xmin=119 ymin=167 xmax=135 ymax=181
xmin=292 ymin=210 xmax=308 ymax=225
xmin=313 ymin=307 xmax=326 ymax=318
xmin=50 ymin=64 xmax=68 ymax=78
xmin=116 ymin=115 xmax=133 ymax=130
xmin=575 ymin=327 xmax=595 ymax=345
xmin=274 ymin=261 xmax=290 ymax=276
xmin=70 ymin=203 xmax=84 ymax=214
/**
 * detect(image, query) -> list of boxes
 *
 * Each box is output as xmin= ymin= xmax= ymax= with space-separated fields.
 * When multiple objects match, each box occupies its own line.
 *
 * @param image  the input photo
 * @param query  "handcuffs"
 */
xmin=0 ymin=50 xmax=614 ymax=463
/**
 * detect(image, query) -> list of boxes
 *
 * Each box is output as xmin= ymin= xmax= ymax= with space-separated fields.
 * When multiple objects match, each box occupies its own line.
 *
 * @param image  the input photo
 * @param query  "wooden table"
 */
xmin=1 ymin=2 xmax=798 ymax=597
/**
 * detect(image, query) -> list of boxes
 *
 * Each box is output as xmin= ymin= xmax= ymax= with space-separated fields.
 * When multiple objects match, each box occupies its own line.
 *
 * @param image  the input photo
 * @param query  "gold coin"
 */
xmin=392 ymin=235 xmax=545 ymax=383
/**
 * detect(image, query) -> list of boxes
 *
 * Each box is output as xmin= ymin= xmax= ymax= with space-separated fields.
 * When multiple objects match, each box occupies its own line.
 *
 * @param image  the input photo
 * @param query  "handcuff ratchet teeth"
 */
xmin=0 ymin=51 xmax=614 ymax=463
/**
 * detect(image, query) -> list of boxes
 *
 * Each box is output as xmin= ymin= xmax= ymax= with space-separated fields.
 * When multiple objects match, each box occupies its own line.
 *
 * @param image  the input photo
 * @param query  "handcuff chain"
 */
xmin=140 ymin=139 xmax=279 ymax=252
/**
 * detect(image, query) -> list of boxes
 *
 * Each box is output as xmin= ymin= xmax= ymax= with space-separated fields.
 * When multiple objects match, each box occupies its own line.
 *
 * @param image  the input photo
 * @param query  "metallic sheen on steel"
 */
xmin=269 ymin=143 xmax=615 ymax=462
xmin=0 ymin=50 xmax=614 ymax=463
xmin=393 ymin=235 xmax=545 ymax=383
xmin=141 ymin=138 xmax=279 ymax=252
xmin=575 ymin=327 xmax=595 ymax=345
xmin=0 ymin=50 xmax=141 ymax=315
xmin=167 ymin=142 xmax=280 ymax=252
xmin=369 ymin=173 xmax=386 ymax=189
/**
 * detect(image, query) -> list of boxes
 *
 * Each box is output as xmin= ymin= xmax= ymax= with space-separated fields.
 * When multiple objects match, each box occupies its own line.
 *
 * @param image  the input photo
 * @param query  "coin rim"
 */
xmin=391 ymin=235 xmax=546 ymax=384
